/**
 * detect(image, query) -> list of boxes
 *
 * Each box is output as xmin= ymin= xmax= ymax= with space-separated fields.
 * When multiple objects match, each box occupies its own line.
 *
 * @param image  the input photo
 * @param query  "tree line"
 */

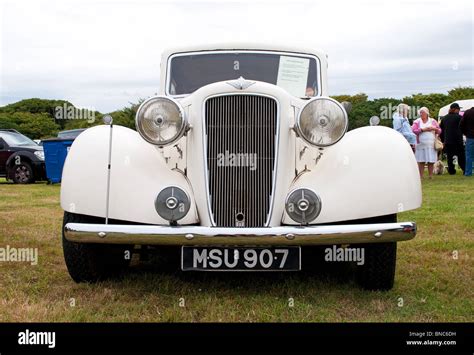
xmin=0 ymin=87 xmax=473 ymax=139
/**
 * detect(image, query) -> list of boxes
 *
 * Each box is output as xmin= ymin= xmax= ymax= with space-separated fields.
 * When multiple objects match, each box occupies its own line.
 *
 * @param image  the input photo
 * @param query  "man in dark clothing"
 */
xmin=440 ymin=103 xmax=465 ymax=175
xmin=460 ymin=106 xmax=474 ymax=176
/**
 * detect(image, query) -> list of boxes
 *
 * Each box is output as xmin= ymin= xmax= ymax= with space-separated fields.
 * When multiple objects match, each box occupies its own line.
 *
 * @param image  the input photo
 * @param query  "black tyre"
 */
xmin=12 ymin=161 xmax=35 ymax=184
xmin=304 ymin=214 xmax=398 ymax=291
xmin=62 ymin=212 xmax=133 ymax=283
xmin=356 ymin=242 xmax=397 ymax=291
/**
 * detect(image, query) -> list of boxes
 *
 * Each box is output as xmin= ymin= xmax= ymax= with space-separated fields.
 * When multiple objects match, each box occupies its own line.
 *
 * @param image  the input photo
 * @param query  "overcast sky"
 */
xmin=0 ymin=0 xmax=472 ymax=112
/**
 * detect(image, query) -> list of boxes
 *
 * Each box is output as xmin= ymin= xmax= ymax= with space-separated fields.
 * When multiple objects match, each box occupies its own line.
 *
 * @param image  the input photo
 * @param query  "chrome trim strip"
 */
xmin=202 ymin=93 xmax=281 ymax=227
xmin=165 ymin=50 xmax=322 ymax=98
xmin=64 ymin=222 xmax=417 ymax=246
xmin=105 ymin=123 xmax=113 ymax=224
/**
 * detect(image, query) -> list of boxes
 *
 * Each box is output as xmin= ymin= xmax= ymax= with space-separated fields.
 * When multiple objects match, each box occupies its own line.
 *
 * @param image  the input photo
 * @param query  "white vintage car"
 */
xmin=61 ymin=44 xmax=422 ymax=290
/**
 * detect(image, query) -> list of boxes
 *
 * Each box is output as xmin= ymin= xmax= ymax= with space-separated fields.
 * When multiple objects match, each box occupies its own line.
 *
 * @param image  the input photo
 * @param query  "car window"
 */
xmin=168 ymin=52 xmax=319 ymax=98
xmin=0 ymin=132 xmax=37 ymax=146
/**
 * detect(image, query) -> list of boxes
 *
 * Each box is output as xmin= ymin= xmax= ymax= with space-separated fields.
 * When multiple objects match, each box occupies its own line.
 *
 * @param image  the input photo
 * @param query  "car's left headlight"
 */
xmin=295 ymin=97 xmax=348 ymax=147
xmin=135 ymin=96 xmax=188 ymax=147
xmin=34 ymin=151 xmax=45 ymax=160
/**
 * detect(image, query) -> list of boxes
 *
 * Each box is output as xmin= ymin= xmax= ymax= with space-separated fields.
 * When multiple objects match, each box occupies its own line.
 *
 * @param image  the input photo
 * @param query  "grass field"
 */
xmin=0 ymin=174 xmax=472 ymax=322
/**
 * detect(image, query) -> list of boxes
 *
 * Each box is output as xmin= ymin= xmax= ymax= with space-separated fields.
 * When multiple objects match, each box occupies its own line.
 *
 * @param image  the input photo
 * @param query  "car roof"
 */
xmin=0 ymin=130 xmax=22 ymax=136
xmin=161 ymin=43 xmax=327 ymax=61
xmin=0 ymin=129 xmax=20 ymax=134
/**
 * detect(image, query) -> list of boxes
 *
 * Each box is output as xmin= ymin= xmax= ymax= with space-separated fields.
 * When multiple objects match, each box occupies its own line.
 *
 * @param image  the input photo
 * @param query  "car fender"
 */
xmin=6 ymin=150 xmax=40 ymax=167
xmin=283 ymin=126 xmax=422 ymax=224
xmin=60 ymin=125 xmax=199 ymax=225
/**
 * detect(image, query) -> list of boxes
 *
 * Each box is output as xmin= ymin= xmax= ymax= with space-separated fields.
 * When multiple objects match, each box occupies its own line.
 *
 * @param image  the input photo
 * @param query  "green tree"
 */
xmin=0 ymin=116 xmax=20 ymax=131
xmin=402 ymin=93 xmax=450 ymax=119
xmin=62 ymin=111 xmax=103 ymax=130
xmin=107 ymin=100 xmax=143 ymax=130
xmin=0 ymin=98 xmax=76 ymax=129
xmin=1 ymin=87 xmax=472 ymax=136
xmin=331 ymin=94 xmax=397 ymax=130
xmin=331 ymin=93 xmax=368 ymax=105
xmin=447 ymin=86 xmax=474 ymax=101
xmin=0 ymin=112 xmax=60 ymax=139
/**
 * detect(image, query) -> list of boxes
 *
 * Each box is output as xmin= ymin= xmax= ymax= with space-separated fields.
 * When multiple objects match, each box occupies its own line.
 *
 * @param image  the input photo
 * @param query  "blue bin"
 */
xmin=42 ymin=138 xmax=74 ymax=183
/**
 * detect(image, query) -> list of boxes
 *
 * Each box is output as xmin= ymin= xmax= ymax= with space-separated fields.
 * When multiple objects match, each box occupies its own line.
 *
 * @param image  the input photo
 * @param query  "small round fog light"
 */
xmin=155 ymin=186 xmax=190 ymax=222
xmin=285 ymin=188 xmax=321 ymax=224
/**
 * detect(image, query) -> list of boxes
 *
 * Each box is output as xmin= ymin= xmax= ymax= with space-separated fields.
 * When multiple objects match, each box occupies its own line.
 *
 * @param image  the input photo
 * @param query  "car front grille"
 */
xmin=204 ymin=94 xmax=278 ymax=227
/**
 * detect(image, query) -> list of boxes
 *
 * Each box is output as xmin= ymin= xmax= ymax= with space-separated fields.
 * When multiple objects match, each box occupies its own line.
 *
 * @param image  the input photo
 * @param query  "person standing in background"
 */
xmin=393 ymin=103 xmax=416 ymax=152
xmin=412 ymin=107 xmax=442 ymax=178
xmin=460 ymin=106 xmax=474 ymax=176
xmin=440 ymin=103 xmax=466 ymax=175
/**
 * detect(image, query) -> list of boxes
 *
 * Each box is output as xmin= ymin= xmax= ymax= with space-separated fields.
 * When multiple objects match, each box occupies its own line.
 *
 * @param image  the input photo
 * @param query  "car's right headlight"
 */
xmin=135 ymin=96 xmax=188 ymax=146
xmin=295 ymin=97 xmax=348 ymax=147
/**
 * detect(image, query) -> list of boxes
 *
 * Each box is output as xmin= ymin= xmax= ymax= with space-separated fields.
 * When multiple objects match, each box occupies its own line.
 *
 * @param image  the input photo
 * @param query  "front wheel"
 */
xmin=304 ymin=214 xmax=399 ymax=291
xmin=62 ymin=212 xmax=133 ymax=283
xmin=12 ymin=162 xmax=35 ymax=184
xmin=356 ymin=242 xmax=397 ymax=291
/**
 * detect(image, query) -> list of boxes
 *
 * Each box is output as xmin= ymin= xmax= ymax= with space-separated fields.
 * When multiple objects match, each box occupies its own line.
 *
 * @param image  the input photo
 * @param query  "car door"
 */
xmin=0 ymin=138 xmax=13 ymax=176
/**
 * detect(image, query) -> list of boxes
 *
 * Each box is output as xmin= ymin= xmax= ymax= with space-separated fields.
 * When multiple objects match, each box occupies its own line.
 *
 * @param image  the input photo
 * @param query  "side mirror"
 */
xmin=369 ymin=116 xmax=380 ymax=126
xmin=0 ymin=142 xmax=5 ymax=150
xmin=341 ymin=101 xmax=352 ymax=114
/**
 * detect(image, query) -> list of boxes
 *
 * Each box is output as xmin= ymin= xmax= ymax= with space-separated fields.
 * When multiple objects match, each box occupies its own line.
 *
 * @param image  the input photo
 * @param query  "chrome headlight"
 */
xmin=285 ymin=188 xmax=322 ymax=224
xmin=295 ymin=97 xmax=348 ymax=147
xmin=135 ymin=96 xmax=187 ymax=146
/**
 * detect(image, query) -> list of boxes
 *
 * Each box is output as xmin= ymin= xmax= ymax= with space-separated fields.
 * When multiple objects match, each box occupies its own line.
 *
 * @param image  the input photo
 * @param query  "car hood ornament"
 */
xmin=226 ymin=76 xmax=256 ymax=90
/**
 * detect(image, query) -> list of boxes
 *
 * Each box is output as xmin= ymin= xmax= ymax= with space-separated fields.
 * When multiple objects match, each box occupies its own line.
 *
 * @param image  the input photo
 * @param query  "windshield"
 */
xmin=1 ymin=132 xmax=37 ymax=146
xmin=168 ymin=52 xmax=319 ymax=98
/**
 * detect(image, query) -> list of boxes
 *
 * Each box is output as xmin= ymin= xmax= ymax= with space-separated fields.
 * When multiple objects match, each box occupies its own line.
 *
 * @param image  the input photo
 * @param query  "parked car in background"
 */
xmin=0 ymin=129 xmax=46 ymax=183
xmin=61 ymin=44 xmax=421 ymax=290
xmin=57 ymin=129 xmax=86 ymax=139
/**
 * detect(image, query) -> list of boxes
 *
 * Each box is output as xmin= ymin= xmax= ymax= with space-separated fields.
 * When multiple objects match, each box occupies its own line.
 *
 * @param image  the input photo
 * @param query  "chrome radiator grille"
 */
xmin=205 ymin=95 xmax=278 ymax=227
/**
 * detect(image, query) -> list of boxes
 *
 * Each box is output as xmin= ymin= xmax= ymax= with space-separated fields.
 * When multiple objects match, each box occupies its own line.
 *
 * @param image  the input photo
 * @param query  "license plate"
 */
xmin=181 ymin=247 xmax=301 ymax=271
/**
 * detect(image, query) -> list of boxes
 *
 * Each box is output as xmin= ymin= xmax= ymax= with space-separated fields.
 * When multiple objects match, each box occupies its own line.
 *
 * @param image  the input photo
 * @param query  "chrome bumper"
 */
xmin=64 ymin=222 xmax=416 ymax=246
